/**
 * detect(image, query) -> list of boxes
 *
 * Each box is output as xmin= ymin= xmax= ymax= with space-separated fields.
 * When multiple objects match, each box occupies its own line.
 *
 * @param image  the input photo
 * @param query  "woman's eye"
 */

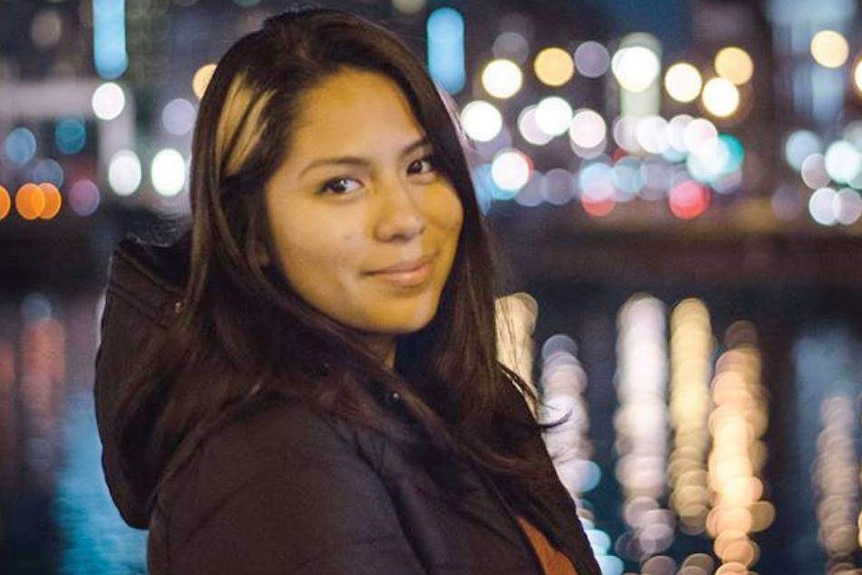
xmin=320 ymin=177 xmax=361 ymax=195
xmin=407 ymin=156 xmax=437 ymax=175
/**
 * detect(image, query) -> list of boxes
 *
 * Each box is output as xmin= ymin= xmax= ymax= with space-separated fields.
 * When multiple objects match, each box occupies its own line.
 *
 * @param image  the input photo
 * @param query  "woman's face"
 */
xmin=263 ymin=68 xmax=464 ymax=363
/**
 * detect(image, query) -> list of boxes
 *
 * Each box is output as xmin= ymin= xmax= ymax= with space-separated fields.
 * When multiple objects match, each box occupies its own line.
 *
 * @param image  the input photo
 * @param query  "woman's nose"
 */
xmin=373 ymin=179 xmax=427 ymax=242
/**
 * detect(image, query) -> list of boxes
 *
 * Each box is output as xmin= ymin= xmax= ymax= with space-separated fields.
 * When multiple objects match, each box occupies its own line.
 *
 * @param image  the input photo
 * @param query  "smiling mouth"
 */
xmin=365 ymin=255 xmax=435 ymax=288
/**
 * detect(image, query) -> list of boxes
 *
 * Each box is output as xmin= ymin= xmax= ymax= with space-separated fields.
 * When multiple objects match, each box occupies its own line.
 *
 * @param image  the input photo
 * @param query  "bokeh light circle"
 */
xmin=518 ymin=105 xmax=553 ymax=146
xmin=91 ymin=82 xmax=126 ymax=121
xmin=151 ymin=149 xmax=187 ymax=197
xmin=534 ymin=47 xmax=575 ymax=87
xmin=569 ymin=109 xmax=606 ymax=149
xmin=574 ymin=41 xmax=610 ymax=78
xmin=801 ymin=153 xmax=830 ymax=189
xmin=192 ymin=63 xmax=217 ymax=100
xmin=5 ymin=127 xmax=37 ymax=165
xmin=69 ymin=179 xmax=101 ymax=216
xmin=15 ymin=183 xmax=46 ymax=220
xmin=38 ymin=182 xmax=62 ymax=220
xmin=108 ymin=149 xmax=142 ymax=196
xmin=665 ymin=62 xmax=703 ymax=103
xmin=55 ymin=117 xmax=87 ymax=155
xmin=785 ymin=130 xmax=822 ymax=171
xmin=715 ymin=47 xmax=754 ymax=85
xmin=535 ymin=96 xmax=574 ymax=137
xmin=811 ymin=30 xmax=849 ymax=68
xmin=612 ymin=45 xmax=661 ymax=93
xmin=0 ymin=186 xmax=10 ymax=220
xmin=835 ymin=188 xmax=862 ymax=225
xmin=161 ymin=98 xmax=197 ymax=136
xmin=824 ymin=140 xmax=861 ymax=183
xmin=669 ymin=180 xmax=711 ymax=219
xmin=482 ymin=59 xmax=523 ymax=99
xmin=702 ymin=77 xmax=740 ymax=118
xmin=493 ymin=32 xmax=530 ymax=64
xmin=491 ymin=148 xmax=532 ymax=193
xmin=809 ymin=186 xmax=838 ymax=225
xmin=461 ymin=100 xmax=503 ymax=143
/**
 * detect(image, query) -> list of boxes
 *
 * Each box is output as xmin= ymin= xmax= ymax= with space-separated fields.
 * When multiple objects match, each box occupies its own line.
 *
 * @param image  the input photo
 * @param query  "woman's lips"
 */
xmin=365 ymin=255 xmax=435 ymax=288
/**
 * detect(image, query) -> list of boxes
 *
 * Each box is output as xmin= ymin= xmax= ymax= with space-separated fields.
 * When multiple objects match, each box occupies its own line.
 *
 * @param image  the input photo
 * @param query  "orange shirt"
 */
xmin=516 ymin=516 xmax=579 ymax=575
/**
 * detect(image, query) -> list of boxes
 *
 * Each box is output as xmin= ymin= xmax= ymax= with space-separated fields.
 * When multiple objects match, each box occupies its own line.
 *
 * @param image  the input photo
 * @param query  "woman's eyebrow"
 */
xmin=298 ymin=137 xmax=432 ymax=178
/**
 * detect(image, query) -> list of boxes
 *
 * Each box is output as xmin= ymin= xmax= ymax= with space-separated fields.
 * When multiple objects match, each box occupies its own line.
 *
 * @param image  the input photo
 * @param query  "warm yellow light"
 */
xmin=534 ymin=47 xmax=575 ymax=87
xmin=665 ymin=62 xmax=702 ymax=103
xmin=16 ymin=183 xmax=45 ymax=221
xmin=0 ymin=186 xmax=10 ymax=220
xmin=853 ymin=57 xmax=862 ymax=95
xmin=811 ymin=30 xmax=849 ymax=68
xmin=715 ymin=47 xmax=754 ymax=85
xmin=38 ymin=183 xmax=62 ymax=219
xmin=702 ymin=77 xmax=740 ymax=118
xmin=481 ymin=58 xmax=523 ymax=99
xmin=192 ymin=63 xmax=217 ymax=100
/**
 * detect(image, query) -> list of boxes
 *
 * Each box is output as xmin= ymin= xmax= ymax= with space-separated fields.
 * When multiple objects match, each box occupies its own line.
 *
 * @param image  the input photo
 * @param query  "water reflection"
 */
xmin=0 ymin=293 xmax=146 ymax=575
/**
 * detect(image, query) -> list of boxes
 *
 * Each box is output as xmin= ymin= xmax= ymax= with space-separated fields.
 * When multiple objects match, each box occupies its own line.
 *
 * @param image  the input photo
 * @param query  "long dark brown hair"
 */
xmin=117 ymin=7 xmax=554 ymax=515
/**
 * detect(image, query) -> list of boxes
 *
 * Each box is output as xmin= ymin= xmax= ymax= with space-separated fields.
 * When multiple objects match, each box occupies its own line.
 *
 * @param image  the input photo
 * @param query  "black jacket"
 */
xmin=94 ymin=239 xmax=602 ymax=575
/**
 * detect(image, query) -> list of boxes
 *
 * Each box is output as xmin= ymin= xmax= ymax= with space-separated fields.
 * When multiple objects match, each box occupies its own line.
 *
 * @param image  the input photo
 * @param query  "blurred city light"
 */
xmin=569 ymin=109 xmax=607 ymax=150
xmin=492 ymin=32 xmax=530 ymax=65
xmin=151 ymin=149 xmax=187 ymax=197
xmin=824 ymin=140 xmax=861 ymax=183
xmin=701 ymin=78 xmax=740 ymax=118
xmin=107 ymin=150 xmax=142 ymax=196
xmin=811 ymin=30 xmax=849 ymax=68
xmin=481 ymin=59 xmax=523 ymax=99
xmin=5 ymin=127 xmax=37 ymax=166
xmin=669 ymin=180 xmax=711 ymax=219
xmin=518 ymin=105 xmax=554 ymax=146
xmin=665 ymin=62 xmax=703 ymax=103
xmin=0 ymin=186 xmax=10 ymax=221
xmin=490 ymin=148 xmax=531 ymax=194
xmin=612 ymin=45 xmax=661 ymax=93
xmin=784 ymin=130 xmax=822 ymax=170
xmin=192 ymin=63 xmax=217 ymax=100
xmin=461 ymin=100 xmax=503 ymax=142
xmin=93 ymin=0 xmax=128 ymax=79
xmin=715 ymin=47 xmax=754 ymax=85
xmin=91 ymin=82 xmax=126 ymax=121
xmin=69 ymin=180 xmax=100 ymax=217
xmin=33 ymin=158 xmax=65 ymax=188
xmin=574 ymin=41 xmax=610 ymax=78
xmin=161 ymin=98 xmax=197 ymax=136
xmin=38 ymin=183 xmax=62 ymax=220
xmin=15 ymin=183 xmax=46 ymax=221
xmin=535 ymin=96 xmax=573 ymax=137
xmin=392 ymin=0 xmax=426 ymax=15
xmin=54 ymin=118 xmax=87 ymax=155
xmin=427 ymin=7 xmax=466 ymax=94
xmin=534 ymin=47 xmax=575 ymax=87
xmin=801 ymin=154 xmax=829 ymax=189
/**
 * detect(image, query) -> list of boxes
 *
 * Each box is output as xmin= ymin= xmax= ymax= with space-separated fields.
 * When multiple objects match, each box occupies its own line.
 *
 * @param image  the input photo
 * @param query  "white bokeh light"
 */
xmin=151 ymin=148 xmax=187 ymax=197
xmin=518 ymin=105 xmax=553 ymax=146
xmin=92 ymin=82 xmax=126 ymax=121
xmin=108 ymin=150 xmax=142 ymax=196
xmin=461 ymin=101 xmax=503 ymax=143
xmin=612 ymin=46 xmax=661 ymax=93
xmin=491 ymin=148 xmax=531 ymax=192
xmin=161 ymin=98 xmax=197 ymax=136
xmin=664 ymin=62 xmax=702 ymax=103
xmin=636 ymin=115 xmax=669 ymax=155
xmin=482 ymin=59 xmax=523 ymax=99
xmin=809 ymin=187 xmax=838 ymax=225
xmin=835 ymin=188 xmax=862 ymax=225
xmin=535 ymin=96 xmax=574 ymax=137
xmin=824 ymin=140 xmax=862 ymax=183
xmin=569 ymin=109 xmax=606 ymax=149
xmin=702 ymin=77 xmax=740 ymax=118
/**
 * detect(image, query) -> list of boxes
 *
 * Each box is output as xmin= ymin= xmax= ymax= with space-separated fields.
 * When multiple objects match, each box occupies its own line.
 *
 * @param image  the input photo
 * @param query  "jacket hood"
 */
xmin=94 ymin=236 xmax=189 ymax=528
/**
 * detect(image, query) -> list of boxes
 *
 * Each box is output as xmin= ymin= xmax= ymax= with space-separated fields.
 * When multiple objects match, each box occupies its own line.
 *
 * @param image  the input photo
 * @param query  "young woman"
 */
xmin=95 ymin=8 xmax=601 ymax=575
